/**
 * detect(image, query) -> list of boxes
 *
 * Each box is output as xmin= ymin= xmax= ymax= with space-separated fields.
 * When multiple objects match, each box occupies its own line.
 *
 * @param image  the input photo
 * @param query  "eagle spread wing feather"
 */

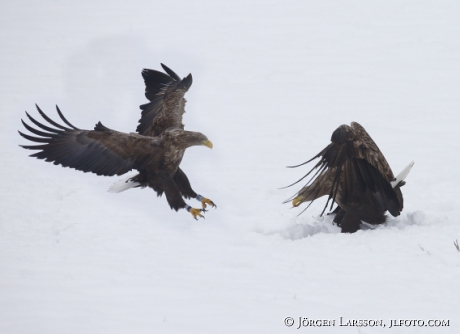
xmin=19 ymin=64 xmax=215 ymax=220
xmin=19 ymin=105 xmax=159 ymax=176
xmin=136 ymin=63 xmax=193 ymax=137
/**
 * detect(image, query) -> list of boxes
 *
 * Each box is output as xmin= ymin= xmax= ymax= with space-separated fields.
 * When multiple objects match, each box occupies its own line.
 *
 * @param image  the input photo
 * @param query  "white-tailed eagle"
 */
xmin=19 ymin=64 xmax=216 ymax=219
xmin=285 ymin=122 xmax=413 ymax=233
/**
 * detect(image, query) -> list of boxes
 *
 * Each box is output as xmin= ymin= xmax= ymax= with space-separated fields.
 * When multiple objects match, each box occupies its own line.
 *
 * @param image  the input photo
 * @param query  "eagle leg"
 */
xmin=174 ymin=170 xmax=217 ymax=210
xmin=332 ymin=208 xmax=346 ymax=224
xmin=338 ymin=211 xmax=361 ymax=233
xmin=186 ymin=206 xmax=205 ymax=220
xmin=327 ymin=205 xmax=342 ymax=215
xmin=196 ymin=194 xmax=216 ymax=209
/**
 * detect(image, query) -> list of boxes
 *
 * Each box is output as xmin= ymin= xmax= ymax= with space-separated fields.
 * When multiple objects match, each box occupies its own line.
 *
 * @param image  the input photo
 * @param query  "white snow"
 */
xmin=1 ymin=1 xmax=460 ymax=333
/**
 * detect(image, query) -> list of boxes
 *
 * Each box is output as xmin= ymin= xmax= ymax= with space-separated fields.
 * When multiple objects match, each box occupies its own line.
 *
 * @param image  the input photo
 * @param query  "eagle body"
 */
xmin=288 ymin=122 xmax=409 ymax=233
xmin=19 ymin=64 xmax=215 ymax=219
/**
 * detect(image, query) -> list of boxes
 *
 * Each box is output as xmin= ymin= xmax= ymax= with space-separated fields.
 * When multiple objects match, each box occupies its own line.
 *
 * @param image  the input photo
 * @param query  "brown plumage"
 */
xmin=137 ymin=65 xmax=192 ymax=137
xmin=19 ymin=64 xmax=216 ymax=219
xmin=286 ymin=122 xmax=408 ymax=233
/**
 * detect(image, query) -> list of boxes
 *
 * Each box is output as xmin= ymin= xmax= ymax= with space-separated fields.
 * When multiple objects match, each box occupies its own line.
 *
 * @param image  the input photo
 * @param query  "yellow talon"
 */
xmin=200 ymin=197 xmax=216 ymax=209
xmin=292 ymin=195 xmax=305 ymax=207
xmin=189 ymin=207 xmax=204 ymax=220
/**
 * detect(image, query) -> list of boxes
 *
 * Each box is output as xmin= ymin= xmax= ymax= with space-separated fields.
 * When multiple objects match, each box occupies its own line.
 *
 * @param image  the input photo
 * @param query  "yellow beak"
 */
xmin=292 ymin=195 xmax=305 ymax=207
xmin=202 ymin=139 xmax=213 ymax=149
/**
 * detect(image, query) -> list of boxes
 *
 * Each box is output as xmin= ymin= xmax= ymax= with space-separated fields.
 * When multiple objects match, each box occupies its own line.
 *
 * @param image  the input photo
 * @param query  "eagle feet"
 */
xmin=186 ymin=206 xmax=206 ymax=220
xmin=196 ymin=194 xmax=217 ymax=210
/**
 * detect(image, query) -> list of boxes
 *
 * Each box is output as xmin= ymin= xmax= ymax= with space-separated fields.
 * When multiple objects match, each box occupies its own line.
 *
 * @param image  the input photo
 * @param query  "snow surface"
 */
xmin=1 ymin=1 xmax=460 ymax=333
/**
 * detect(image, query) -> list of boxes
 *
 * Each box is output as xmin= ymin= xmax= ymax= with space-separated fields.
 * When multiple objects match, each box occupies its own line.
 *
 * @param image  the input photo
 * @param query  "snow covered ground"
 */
xmin=1 ymin=1 xmax=459 ymax=333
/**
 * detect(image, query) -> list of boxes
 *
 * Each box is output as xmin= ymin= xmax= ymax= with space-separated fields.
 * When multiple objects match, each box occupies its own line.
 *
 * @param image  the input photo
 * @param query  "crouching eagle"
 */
xmin=286 ymin=122 xmax=413 ymax=233
xmin=19 ymin=64 xmax=216 ymax=219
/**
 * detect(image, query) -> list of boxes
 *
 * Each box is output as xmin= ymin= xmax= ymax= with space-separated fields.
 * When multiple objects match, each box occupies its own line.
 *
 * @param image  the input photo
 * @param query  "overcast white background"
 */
xmin=1 ymin=1 xmax=459 ymax=333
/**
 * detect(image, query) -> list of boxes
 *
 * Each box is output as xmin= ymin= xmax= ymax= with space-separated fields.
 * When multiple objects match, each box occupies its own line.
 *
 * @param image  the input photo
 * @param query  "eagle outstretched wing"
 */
xmin=136 ymin=63 xmax=193 ymax=137
xmin=19 ymin=105 xmax=160 ymax=176
xmin=288 ymin=122 xmax=403 ymax=216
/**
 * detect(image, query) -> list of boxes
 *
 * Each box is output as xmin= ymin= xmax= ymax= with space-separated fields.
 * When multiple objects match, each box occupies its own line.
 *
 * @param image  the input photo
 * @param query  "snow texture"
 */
xmin=1 ymin=1 xmax=460 ymax=333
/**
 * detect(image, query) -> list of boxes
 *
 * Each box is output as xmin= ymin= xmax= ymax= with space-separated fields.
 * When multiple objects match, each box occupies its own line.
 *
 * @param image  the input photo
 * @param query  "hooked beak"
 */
xmin=202 ymin=139 xmax=213 ymax=149
xmin=292 ymin=195 xmax=305 ymax=207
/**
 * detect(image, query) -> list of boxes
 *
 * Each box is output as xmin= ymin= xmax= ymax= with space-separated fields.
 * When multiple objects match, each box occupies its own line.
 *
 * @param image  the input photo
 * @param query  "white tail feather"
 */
xmin=391 ymin=161 xmax=415 ymax=188
xmin=108 ymin=175 xmax=140 ymax=193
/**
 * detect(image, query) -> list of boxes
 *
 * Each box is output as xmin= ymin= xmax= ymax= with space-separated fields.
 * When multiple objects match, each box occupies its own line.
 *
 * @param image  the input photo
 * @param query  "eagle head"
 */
xmin=184 ymin=131 xmax=213 ymax=149
xmin=165 ymin=128 xmax=212 ymax=149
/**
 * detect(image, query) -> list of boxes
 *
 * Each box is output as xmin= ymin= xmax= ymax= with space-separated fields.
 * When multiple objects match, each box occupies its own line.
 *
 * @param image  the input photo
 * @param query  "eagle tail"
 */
xmin=108 ymin=175 xmax=140 ymax=193
xmin=390 ymin=161 xmax=415 ymax=188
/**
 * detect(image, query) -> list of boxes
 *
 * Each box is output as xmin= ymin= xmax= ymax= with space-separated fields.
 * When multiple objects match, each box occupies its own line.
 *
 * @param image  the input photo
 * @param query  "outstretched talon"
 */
xmin=201 ymin=197 xmax=216 ymax=209
xmin=196 ymin=194 xmax=217 ymax=209
xmin=187 ymin=206 xmax=205 ymax=220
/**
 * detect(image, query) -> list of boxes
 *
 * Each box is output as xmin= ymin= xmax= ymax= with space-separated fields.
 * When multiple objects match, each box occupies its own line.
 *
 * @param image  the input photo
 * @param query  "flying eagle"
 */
xmin=19 ymin=64 xmax=216 ymax=219
xmin=286 ymin=122 xmax=413 ymax=233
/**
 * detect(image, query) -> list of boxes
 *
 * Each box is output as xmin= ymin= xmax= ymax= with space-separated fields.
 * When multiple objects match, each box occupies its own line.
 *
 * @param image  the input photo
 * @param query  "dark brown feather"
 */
xmin=19 ymin=107 xmax=160 ymax=176
xmin=136 ymin=64 xmax=193 ymax=137
xmin=19 ymin=103 xmax=211 ymax=213
xmin=287 ymin=122 xmax=404 ymax=232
